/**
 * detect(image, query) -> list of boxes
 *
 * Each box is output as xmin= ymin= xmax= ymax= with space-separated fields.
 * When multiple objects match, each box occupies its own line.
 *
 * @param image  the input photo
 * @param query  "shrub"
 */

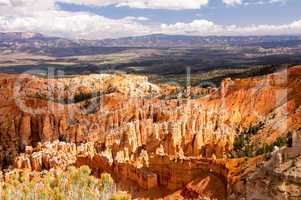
xmin=110 ymin=193 xmax=131 ymax=200
xmin=228 ymin=122 xmax=289 ymax=158
xmin=255 ymin=137 xmax=288 ymax=156
xmin=100 ymin=173 xmax=114 ymax=193
xmin=74 ymin=92 xmax=92 ymax=103
xmin=0 ymin=166 xmax=127 ymax=200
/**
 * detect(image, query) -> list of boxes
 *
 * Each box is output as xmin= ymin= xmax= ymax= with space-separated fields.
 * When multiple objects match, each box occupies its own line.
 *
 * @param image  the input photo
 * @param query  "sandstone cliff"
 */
xmin=0 ymin=66 xmax=301 ymax=199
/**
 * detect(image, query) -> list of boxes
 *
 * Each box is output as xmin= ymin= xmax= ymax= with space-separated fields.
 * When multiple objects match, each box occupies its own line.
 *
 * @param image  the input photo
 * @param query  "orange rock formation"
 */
xmin=0 ymin=66 xmax=301 ymax=199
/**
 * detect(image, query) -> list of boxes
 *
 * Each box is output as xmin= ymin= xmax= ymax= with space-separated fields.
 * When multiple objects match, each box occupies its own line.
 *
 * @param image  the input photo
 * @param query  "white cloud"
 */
xmin=116 ymin=0 xmax=209 ymax=10
xmin=0 ymin=0 xmax=300 ymax=39
xmin=0 ymin=0 xmax=152 ymax=39
xmin=0 ymin=0 xmax=10 ymax=6
xmin=269 ymin=0 xmax=287 ymax=3
xmin=53 ymin=0 xmax=209 ymax=10
xmin=57 ymin=0 xmax=123 ymax=7
xmin=224 ymin=0 xmax=288 ymax=6
xmin=0 ymin=12 xmax=152 ymax=39
xmin=161 ymin=19 xmax=301 ymax=36
xmin=123 ymin=16 xmax=149 ymax=21
xmin=161 ymin=20 xmax=222 ymax=35
xmin=43 ymin=0 xmax=209 ymax=10
xmin=223 ymin=0 xmax=242 ymax=6
xmin=9 ymin=0 xmax=288 ymax=9
xmin=0 ymin=0 xmax=206 ymax=12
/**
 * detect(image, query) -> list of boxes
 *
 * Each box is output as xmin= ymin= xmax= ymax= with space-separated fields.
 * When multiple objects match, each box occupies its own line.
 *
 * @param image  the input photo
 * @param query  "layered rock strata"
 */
xmin=0 ymin=66 xmax=301 ymax=199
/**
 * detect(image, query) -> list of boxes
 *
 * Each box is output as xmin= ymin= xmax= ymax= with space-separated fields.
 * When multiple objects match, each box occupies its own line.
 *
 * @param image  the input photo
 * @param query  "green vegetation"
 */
xmin=0 ymin=166 xmax=130 ymax=200
xmin=228 ymin=122 xmax=264 ymax=158
xmin=150 ymin=64 xmax=296 ymax=87
xmin=229 ymin=135 xmax=288 ymax=158
xmin=255 ymin=137 xmax=287 ymax=155
xmin=228 ymin=122 xmax=289 ymax=158
xmin=73 ymin=92 xmax=93 ymax=103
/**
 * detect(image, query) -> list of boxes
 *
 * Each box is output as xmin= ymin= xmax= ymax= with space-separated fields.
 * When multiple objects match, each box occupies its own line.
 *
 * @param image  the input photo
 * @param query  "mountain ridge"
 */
xmin=2 ymin=31 xmax=301 ymax=46
xmin=1 ymin=31 xmax=301 ymax=57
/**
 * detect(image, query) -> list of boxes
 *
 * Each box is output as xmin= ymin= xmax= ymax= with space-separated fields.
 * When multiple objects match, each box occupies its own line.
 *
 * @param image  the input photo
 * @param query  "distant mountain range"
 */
xmin=1 ymin=32 xmax=301 ymax=56
xmin=99 ymin=34 xmax=301 ymax=47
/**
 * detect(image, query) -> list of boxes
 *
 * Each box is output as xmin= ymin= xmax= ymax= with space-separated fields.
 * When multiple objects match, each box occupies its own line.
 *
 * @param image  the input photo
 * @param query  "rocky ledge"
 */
xmin=0 ymin=66 xmax=301 ymax=199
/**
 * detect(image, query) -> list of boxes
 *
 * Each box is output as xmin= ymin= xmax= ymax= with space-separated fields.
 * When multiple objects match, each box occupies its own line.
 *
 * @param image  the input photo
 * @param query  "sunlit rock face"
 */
xmin=0 ymin=66 xmax=301 ymax=199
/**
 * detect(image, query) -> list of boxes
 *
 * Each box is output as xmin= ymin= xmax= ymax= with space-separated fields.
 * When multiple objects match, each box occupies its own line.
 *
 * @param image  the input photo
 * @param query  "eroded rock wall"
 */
xmin=0 ymin=66 xmax=301 ymax=199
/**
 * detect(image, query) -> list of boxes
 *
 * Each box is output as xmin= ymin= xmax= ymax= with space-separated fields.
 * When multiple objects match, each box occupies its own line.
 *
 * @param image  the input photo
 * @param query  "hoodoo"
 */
xmin=1 ymin=66 xmax=301 ymax=199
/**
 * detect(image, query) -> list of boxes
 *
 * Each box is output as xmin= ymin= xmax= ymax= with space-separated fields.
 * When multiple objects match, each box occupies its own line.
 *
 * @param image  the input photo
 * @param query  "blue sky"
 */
xmin=58 ymin=0 xmax=301 ymax=26
xmin=0 ymin=0 xmax=300 ymax=39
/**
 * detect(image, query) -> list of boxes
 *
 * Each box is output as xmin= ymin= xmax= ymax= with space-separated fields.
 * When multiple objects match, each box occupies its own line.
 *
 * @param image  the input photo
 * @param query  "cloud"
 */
xmin=223 ymin=0 xmax=242 ymax=6
xmin=38 ymin=0 xmax=210 ymax=10
xmin=55 ymin=0 xmax=209 ymax=10
xmin=57 ymin=0 xmax=123 ymax=7
xmin=161 ymin=19 xmax=301 ymax=36
xmin=116 ymin=0 xmax=209 ymax=10
xmin=269 ymin=0 xmax=287 ymax=3
xmin=0 ymin=12 xmax=152 ymax=39
xmin=161 ymin=20 xmax=222 ymax=35
xmin=123 ymin=16 xmax=149 ymax=21
xmin=0 ymin=0 xmax=10 ymax=6
xmin=224 ymin=0 xmax=288 ymax=6
xmin=0 ymin=0 xmax=152 ymax=39
xmin=0 ymin=0 xmax=300 ymax=39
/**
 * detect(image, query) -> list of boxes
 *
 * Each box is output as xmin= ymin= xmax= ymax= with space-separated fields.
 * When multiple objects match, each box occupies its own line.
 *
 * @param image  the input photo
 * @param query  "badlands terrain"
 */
xmin=0 ymin=32 xmax=301 ymax=199
xmin=0 ymin=63 xmax=300 ymax=199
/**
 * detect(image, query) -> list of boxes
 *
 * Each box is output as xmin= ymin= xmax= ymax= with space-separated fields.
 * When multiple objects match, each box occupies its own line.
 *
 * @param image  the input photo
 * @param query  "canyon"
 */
xmin=0 ymin=66 xmax=301 ymax=199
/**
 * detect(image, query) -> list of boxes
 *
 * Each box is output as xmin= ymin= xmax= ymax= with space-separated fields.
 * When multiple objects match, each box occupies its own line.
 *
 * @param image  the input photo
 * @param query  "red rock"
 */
xmin=0 ymin=66 xmax=301 ymax=198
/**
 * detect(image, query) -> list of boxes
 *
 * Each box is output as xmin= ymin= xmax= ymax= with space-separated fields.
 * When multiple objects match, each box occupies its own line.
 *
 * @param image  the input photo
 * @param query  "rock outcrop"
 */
xmin=230 ymin=146 xmax=301 ymax=200
xmin=0 ymin=66 xmax=301 ymax=199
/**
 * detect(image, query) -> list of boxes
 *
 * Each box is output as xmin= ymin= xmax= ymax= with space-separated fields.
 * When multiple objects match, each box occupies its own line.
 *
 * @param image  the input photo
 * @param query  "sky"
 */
xmin=0 ymin=0 xmax=300 ymax=39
